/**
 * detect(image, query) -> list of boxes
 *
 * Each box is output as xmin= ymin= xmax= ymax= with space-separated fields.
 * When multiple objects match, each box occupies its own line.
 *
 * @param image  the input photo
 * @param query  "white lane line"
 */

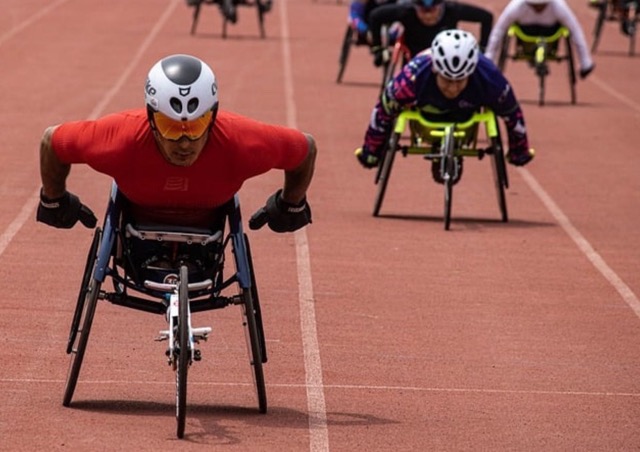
xmin=0 ymin=0 xmax=180 ymax=260
xmin=3 ymin=378 xmax=639 ymax=398
xmin=0 ymin=0 xmax=70 ymax=47
xmin=279 ymin=1 xmax=329 ymax=451
xmin=589 ymin=74 xmax=640 ymax=116
xmin=519 ymin=168 xmax=640 ymax=318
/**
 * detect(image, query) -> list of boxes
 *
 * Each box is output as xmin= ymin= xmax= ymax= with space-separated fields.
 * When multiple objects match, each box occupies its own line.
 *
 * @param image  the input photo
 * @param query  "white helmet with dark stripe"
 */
xmin=431 ymin=29 xmax=479 ymax=80
xmin=145 ymin=54 xmax=218 ymax=121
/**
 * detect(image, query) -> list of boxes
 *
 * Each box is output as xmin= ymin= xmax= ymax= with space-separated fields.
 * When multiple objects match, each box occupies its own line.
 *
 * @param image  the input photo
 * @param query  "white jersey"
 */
xmin=485 ymin=0 xmax=593 ymax=70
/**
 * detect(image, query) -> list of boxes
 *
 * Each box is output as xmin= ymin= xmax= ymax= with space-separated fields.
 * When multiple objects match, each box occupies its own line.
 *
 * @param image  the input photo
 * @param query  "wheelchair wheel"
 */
xmin=566 ymin=38 xmax=577 ymax=104
xmin=592 ymin=2 xmax=607 ymax=52
xmin=256 ymin=0 xmax=266 ymax=39
xmin=66 ymin=228 xmax=101 ymax=355
xmin=373 ymin=132 xmax=400 ymax=217
xmin=63 ymin=229 xmax=103 ymax=407
xmin=244 ymin=233 xmax=267 ymax=363
xmin=535 ymin=43 xmax=547 ymax=106
xmin=176 ymin=265 xmax=190 ymax=439
xmin=490 ymin=128 xmax=509 ymax=223
xmin=441 ymin=128 xmax=455 ymax=231
xmin=241 ymin=291 xmax=267 ymax=413
xmin=241 ymin=234 xmax=267 ymax=413
xmin=190 ymin=1 xmax=203 ymax=35
xmin=629 ymin=14 xmax=637 ymax=56
xmin=337 ymin=26 xmax=354 ymax=83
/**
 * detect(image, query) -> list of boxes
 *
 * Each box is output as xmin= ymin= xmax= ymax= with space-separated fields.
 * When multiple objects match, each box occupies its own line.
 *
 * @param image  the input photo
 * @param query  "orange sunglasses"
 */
xmin=152 ymin=110 xmax=213 ymax=141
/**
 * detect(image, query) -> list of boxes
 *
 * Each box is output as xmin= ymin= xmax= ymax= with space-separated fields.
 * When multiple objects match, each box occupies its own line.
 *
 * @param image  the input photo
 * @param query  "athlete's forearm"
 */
xmin=40 ymin=126 xmax=70 ymax=199
xmin=282 ymin=133 xmax=316 ymax=204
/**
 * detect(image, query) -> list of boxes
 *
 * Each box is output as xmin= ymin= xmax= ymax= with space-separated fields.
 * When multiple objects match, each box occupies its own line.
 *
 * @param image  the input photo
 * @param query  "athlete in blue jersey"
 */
xmin=355 ymin=29 xmax=534 ymax=173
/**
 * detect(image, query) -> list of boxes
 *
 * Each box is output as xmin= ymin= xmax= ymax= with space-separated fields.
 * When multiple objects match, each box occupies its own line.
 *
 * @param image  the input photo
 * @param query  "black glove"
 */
xmin=249 ymin=189 xmax=312 ymax=233
xmin=371 ymin=46 xmax=387 ymax=68
xmin=506 ymin=147 xmax=535 ymax=167
xmin=36 ymin=190 xmax=98 ymax=229
xmin=579 ymin=64 xmax=594 ymax=80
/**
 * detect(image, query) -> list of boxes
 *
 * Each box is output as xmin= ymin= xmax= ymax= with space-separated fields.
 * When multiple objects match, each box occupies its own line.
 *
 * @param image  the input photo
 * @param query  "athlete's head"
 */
xmin=145 ymin=54 xmax=218 ymax=166
xmin=414 ymin=0 xmax=444 ymax=25
xmin=431 ymin=29 xmax=479 ymax=98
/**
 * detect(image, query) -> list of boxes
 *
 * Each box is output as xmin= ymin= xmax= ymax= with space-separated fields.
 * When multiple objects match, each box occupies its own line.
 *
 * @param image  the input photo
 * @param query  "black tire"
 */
xmin=337 ymin=26 xmax=354 ymax=83
xmin=176 ymin=265 xmax=190 ymax=439
xmin=629 ymin=14 xmax=637 ymax=56
xmin=592 ymin=2 xmax=607 ymax=52
xmin=244 ymin=234 xmax=267 ymax=363
xmin=373 ymin=132 xmax=400 ymax=217
xmin=566 ymin=38 xmax=577 ymax=105
xmin=66 ymin=228 xmax=101 ymax=355
xmin=63 ymin=270 xmax=102 ymax=407
xmin=190 ymin=3 xmax=202 ymax=35
xmin=442 ymin=128 xmax=455 ymax=231
xmin=241 ymin=263 xmax=267 ymax=414
xmin=257 ymin=0 xmax=266 ymax=39
xmin=491 ymin=126 xmax=509 ymax=223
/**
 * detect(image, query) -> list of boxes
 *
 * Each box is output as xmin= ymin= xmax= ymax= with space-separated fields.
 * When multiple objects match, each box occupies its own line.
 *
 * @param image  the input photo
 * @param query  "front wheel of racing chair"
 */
xmin=63 ymin=227 xmax=104 ymax=407
xmin=176 ymin=265 xmax=191 ymax=439
xmin=487 ymin=119 xmax=509 ymax=223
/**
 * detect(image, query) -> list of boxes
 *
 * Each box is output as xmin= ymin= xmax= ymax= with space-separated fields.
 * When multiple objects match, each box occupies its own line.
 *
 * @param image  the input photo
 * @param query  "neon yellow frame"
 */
xmin=507 ymin=24 xmax=570 ymax=64
xmin=392 ymin=109 xmax=499 ymax=157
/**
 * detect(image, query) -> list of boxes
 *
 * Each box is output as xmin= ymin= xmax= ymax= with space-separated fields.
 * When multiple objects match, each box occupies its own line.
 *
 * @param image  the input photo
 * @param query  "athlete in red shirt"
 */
xmin=37 ymin=54 xmax=316 ymax=232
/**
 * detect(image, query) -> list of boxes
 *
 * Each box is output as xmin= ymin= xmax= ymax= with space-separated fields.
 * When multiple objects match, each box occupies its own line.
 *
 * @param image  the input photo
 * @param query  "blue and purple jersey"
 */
xmin=363 ymin=51 xmax=528 ymax=155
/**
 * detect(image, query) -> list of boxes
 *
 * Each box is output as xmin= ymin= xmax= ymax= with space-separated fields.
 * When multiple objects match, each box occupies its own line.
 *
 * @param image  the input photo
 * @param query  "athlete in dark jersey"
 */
xmin=368 ymin=0 xmax=493 ymax=64
xmin=355 ymin=29 xmax=534 ymax=170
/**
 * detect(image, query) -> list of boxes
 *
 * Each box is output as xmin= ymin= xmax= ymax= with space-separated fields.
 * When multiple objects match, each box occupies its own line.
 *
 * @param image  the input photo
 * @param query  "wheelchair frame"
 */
xmin=62 ymin=183 xmax=267 ymax=439
xmin=336 ymin=24 xmax=391 ymax=85
xmin=380 ymin=33 xmax=411 ymax=97
xmin=498 ymin=25 xmax=576 ymax=106
xmin=592 ymin=0 xmax=638 ymax=56
xmin=188 ymin=0 xmax=269 ymax=39
xmin=373 ymin=109 xmax=509 ymax=230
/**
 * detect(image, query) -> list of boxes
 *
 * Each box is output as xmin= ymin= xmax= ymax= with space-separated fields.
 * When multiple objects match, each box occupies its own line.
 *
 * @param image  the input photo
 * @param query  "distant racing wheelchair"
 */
xmin=373 ymin=108 xmax=509 ymax=230
xmin=498 ymin=24 xmax=577 ymax=106
xmin=63 ymin=183 xmax=267 ymax=439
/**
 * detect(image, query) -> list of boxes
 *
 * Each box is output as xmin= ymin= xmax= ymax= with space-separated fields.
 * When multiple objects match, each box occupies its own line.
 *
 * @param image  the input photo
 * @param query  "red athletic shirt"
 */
xmin=52 ymin=109 xmax=308 ymax=226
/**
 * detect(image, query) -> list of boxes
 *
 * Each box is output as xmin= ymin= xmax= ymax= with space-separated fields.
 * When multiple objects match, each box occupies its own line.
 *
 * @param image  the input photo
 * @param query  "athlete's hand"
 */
xmin=36 ymin=190 xmax=97 ymax=229
xmin=355 ymin=146 xmax=380 ymax=169
xmin=506 ymin=147 xmax=535 ymax=167
xmin=371 ymin=46 xmax=389 ymax=68
xmin=249 ymin=189 xmax=312 ymax=233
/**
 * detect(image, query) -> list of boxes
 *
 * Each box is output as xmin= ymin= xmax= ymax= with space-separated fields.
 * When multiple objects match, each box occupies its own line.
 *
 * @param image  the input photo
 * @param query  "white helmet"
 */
xmin=145 ymin=54 xmax=218 ymax=122
xmin=431 ymin=29 xmax=479 ymax=80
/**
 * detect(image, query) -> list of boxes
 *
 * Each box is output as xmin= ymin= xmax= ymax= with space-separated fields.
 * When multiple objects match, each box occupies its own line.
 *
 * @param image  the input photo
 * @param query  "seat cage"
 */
xmin=92 ymin=182 xmax=254 ymax=315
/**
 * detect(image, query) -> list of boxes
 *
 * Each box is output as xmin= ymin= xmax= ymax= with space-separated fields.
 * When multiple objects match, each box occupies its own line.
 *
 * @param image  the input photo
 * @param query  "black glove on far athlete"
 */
xmin=249 ymin=189 xmax=312 ymax=233
xmin=36 ymin=190 xmax=98 ymax=229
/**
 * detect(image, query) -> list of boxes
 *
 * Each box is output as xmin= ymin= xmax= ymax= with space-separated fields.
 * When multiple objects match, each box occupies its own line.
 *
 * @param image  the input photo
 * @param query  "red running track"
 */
xmin=0 ymin=0 xmax=639 ymax=450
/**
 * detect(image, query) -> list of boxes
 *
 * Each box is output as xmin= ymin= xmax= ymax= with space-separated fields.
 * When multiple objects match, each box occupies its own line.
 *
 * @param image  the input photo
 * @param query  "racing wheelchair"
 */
xmin=337 ymin=24 xmax=393 ymax=85
xmin=62 ymin=183 xmax=267 ymax=439
xmin=373 ymin=109 xmax=509 ymax=230
xmin=498 ymin=24 xmax=576 ymax=106
xmin=591 ymin=0 xmax=638 ymax=55
xmin=187 ymin=0 xmax=271 ymax=39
